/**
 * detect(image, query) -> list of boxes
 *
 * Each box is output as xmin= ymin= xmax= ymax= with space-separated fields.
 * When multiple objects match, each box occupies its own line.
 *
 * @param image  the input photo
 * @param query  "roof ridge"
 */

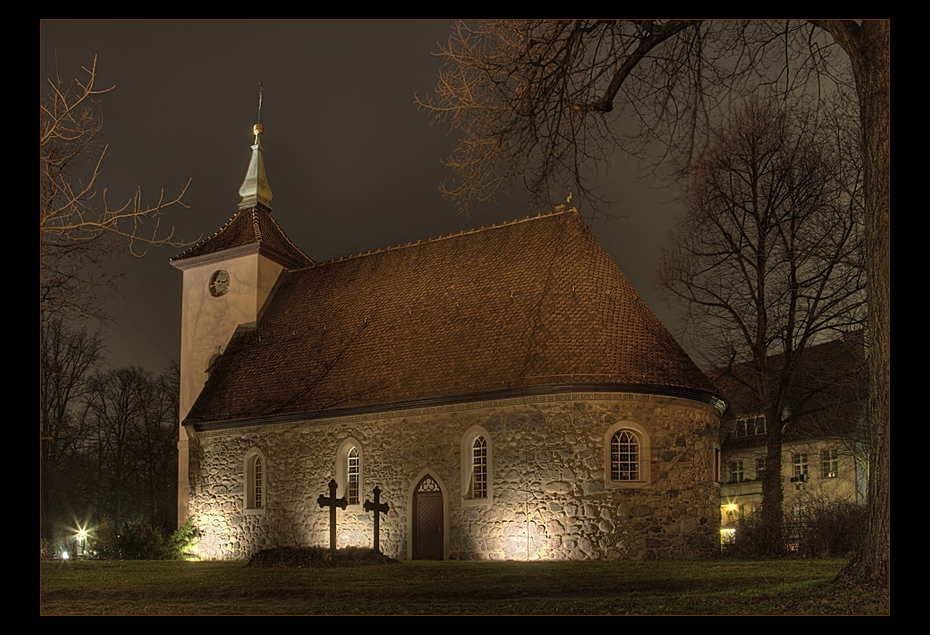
xmin=251 ymin=208 xmax=263 ymax=242
xmin=318 ymin=207 xmax=579 ymax=267
xmin=255 ymin=207 xmax=314 ymax=265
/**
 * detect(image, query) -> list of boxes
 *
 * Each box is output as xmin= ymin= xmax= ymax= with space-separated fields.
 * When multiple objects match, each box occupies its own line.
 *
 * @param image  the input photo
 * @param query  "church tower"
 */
xmin=170 ymin=123 xmax=312 ymax=525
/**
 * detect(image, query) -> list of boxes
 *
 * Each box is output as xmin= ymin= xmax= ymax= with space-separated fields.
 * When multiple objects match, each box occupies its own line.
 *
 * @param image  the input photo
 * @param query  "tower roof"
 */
xmin=186 ymin=208 xmax=723 ymax=428
xmin=170 ymin=204 xmax=313 ymax=269
xmin=170 ymin=122 xmax=312 ymax=270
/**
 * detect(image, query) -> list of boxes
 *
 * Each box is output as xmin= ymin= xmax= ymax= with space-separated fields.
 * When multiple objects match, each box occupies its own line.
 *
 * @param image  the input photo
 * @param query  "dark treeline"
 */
xmin=41 ymin=318 xmax=178 ymax=550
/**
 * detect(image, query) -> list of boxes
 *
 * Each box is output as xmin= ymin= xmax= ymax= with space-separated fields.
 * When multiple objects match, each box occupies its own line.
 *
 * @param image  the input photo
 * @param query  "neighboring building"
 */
xmin=712 ymin=333 xmax=867 ymax=543
xmin=171 ymin=124 xmax=726 ymax=561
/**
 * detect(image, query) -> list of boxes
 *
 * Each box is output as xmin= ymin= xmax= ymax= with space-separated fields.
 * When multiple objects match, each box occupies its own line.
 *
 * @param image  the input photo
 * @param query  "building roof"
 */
xmin=186 ymin=208 xmax=722 ymax=428
xmin=710 ymin=332 xmax=866 ymax=444
xmin=170 ymin=204 xmax=313 ymax=269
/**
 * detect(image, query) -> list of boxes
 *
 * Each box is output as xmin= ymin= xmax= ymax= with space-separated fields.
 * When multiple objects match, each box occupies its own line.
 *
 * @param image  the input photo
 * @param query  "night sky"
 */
xmin=41 ymin=20 xmax=686 ymax=374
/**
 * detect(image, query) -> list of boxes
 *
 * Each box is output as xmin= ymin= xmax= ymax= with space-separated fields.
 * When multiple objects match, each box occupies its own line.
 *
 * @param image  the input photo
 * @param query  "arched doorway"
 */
xmin=412 ymin=474 xmax=444 ymax=560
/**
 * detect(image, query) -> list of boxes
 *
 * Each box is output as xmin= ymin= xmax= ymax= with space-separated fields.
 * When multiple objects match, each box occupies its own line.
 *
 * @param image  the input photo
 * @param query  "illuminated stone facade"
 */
xmin=174 ymin=124 xmax=725 ymax=561
xmin=190 ymin=392 xmax=721 ymax=561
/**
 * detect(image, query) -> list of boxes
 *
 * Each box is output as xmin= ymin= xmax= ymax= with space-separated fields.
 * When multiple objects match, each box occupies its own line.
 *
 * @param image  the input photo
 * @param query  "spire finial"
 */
xmin=253 ymin=82 xmax=264 ymax=144
xmin=239 ymin=83 xmax=272 ymax=209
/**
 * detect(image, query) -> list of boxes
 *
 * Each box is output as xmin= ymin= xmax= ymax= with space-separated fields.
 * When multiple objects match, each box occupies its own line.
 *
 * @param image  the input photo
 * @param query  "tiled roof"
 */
xmin=171 ymin=204 xmax=313 ymax=269
xmin=186 ymin=208 xmax=720 ymax=426
xmin=710 ymin=333 xmax=866 ymax=443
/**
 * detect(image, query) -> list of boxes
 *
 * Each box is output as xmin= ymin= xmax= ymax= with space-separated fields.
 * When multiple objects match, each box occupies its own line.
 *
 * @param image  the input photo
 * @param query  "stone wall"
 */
xmin=188 ymin=392 xmax=721 ymax=561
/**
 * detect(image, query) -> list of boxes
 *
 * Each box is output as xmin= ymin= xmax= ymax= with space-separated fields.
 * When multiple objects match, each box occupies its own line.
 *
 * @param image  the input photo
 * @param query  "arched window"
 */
xmin=471 ymin=436 xmax=488 ymax=499
xmin=347 ymin=446 xmax=360 ymax=505
xmin=461 ymin=426 xmax=492 ymax=504
xmin=244 ymin=448 xmax=267 ymax=512
xmin=611 ymin=430 xmax=640 ymax=481
xmin=604 ymin=422 xmax=651 ymax=488
xmin=336 ymin=439 xmax=363 ymax=507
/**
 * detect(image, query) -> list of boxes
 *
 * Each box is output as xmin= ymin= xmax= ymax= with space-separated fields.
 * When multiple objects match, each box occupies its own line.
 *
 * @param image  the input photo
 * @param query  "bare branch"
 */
xmin=40 ymin=56 xmax=191 ymax=323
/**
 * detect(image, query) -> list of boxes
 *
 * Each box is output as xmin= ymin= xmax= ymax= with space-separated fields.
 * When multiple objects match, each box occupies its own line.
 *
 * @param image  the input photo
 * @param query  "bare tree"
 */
xmin=40 ymin=56 xmax=190 ymax=323
xmin=40 ymin=318 xmax=104 ymax=543
xmin=657 ymin=97 xmax=866 ymax=550
xmin=421 ymin=19 xmax=888 ymax=582
xmin=81 ymin=367 xmax=177 ymax=530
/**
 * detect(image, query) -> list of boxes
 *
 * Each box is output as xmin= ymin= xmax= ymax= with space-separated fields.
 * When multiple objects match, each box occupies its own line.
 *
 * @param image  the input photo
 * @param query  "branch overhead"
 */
xmin=40 ymin=56 xmax=191 ymax=323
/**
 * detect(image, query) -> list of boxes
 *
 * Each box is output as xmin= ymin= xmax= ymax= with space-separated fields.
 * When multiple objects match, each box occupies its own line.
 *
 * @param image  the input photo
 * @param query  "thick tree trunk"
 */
xmin=761 ymin=409 xmax=785 ymax=554
xmin=856 ymin=20 xmax=891 ymax=585
xmin=822 ymin=19 xmax=890 ymax=584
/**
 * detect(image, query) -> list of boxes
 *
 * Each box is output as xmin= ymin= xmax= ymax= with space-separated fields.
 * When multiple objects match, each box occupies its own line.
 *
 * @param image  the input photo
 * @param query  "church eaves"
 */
xmin=186 ymin=208 xmax=723 ymax=428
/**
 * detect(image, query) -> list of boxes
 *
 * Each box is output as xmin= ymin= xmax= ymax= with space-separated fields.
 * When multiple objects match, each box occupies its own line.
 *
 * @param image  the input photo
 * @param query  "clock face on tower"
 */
xmin=209 ymin=270 xmax=230 ymax=297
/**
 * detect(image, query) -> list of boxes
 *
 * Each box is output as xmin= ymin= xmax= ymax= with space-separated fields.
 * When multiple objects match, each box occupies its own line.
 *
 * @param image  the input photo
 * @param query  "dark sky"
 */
xmin=41 ymin=20 xmax=687 ymax=374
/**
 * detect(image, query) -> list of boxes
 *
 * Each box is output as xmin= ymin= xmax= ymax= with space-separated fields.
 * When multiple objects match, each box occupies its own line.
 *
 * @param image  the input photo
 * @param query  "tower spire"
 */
xmin=238 ymin=83 xmax=273 ymax=209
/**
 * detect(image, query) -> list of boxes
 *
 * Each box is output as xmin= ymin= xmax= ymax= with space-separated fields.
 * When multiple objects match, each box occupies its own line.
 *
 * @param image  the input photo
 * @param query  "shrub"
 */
xmin=89 ymin=518 xmax=201 ymax=560
xmin=166 ymin=519 xmax=200 ymax=560
xmin=724 ymin=501 xmax=866 ymax=558
xmin=726 ymin=514 xmax=786 ymax=557
xmin=797 ymin=502 xmax=866 ymax=558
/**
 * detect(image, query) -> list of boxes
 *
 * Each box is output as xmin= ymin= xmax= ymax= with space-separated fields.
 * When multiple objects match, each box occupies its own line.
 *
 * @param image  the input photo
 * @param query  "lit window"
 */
xmin=604 ymin=422 xmax=651 ymax=488
xmin=611 ymin=430 xmax=640 ymax=481
xmin=471 ymin=437 xmax=487 ymax=499
xmin=347 ymin=447 xmax=360 ymax=504
xmin=793 ymin=453 xmax=809 ymax=479
xmin=336 ymin=439 xmax=363 ymax=506
xmin=461 ymin=426 xmax=492 ymax=503
xmin=245 ymin=448 xmax=267 ymax=512
xmin=822 ymin=449 xmax=838 ymax=478
xmin=254 ymin=457 xmax=263 ymax=508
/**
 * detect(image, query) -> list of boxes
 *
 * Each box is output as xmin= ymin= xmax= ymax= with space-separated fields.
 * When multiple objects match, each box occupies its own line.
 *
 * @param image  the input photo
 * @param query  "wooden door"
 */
xmin=413 ymin=475 xmax=443 ymax=560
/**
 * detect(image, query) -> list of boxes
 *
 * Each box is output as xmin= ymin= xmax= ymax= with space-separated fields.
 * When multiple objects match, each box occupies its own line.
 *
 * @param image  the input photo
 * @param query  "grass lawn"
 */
xmin=40 ymin=557 xmax=888 ymax=615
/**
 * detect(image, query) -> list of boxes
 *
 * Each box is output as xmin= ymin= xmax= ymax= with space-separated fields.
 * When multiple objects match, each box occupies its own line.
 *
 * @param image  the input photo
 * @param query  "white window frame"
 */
xmin=730 ymin=460 xmax=745 ymax=483
xmin=604 ymin=421 xmax=651 ymax=489
xmin=335 ymin=438 xmax=363 ymax=508
xmin=736 ymin=414 xmax=767 ymax=437
xmin=244 ymin=447 xmax=267 ymax=514
xmin=822 ymin=449 xmax=839 ymax=479
xmin=461 ymin=425 xmax=493 ymax=506
xmin=793 ymin=453 xmax=809 ymax=479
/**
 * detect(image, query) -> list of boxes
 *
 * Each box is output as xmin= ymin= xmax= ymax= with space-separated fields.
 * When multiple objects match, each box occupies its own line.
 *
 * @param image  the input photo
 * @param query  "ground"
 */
xmin=40 ymin=558 xmax=888 ymax=615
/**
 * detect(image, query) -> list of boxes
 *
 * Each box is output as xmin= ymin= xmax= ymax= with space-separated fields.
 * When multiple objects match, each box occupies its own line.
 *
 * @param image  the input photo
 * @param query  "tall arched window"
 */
xmin=471 ymin=436 xmax=488 ymax=499
xmin=461 ymin=426 xmax=492 ymax=504
xmin=336 ymin=439 xmax=363 ymax=507
xmin=244 ymin=448 xmax=267 ymax=512
xmin=604 ymin=422 xmax=651 ymax=488
xmin=347 ymin=446 xmax=360 ymax=505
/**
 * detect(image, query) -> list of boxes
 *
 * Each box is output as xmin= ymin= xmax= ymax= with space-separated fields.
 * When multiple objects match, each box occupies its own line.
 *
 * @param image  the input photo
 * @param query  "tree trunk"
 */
xmin=857 ymin=20 xmax=890 ymax=585
xmin=761 ymin=408 xmax=785 ymax=554
xmin=825 ymin=19 xmax=890 ymax=584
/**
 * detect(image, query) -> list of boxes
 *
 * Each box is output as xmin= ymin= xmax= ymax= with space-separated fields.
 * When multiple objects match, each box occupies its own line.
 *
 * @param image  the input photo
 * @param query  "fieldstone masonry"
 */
xmin=189 ymin=391 xmax=720 ymax=561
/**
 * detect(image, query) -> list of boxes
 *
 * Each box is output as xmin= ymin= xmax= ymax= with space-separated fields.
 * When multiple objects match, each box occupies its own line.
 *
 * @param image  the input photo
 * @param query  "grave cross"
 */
xmin=317 ymin=479 xmax=348 ymax=556
xmin=363 ymin=486 xmax=390 ymax=553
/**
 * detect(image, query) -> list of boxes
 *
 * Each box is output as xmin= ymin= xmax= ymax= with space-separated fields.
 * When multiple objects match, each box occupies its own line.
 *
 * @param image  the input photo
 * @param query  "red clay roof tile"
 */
xmin=186 ymin=208 xmax=720 ymax=426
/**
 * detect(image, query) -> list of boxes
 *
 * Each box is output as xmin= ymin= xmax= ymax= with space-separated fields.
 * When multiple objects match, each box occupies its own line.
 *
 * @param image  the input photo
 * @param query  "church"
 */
xmin=171 ymin=123 xmax=726 ymax=561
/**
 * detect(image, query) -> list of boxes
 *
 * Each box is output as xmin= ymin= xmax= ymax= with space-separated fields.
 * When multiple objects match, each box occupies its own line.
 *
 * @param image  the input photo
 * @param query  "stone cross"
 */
xmin=363 ymin=486 xmax=390 ymax=553
xmin=317 ymin=479 xmax=348 ymax=556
